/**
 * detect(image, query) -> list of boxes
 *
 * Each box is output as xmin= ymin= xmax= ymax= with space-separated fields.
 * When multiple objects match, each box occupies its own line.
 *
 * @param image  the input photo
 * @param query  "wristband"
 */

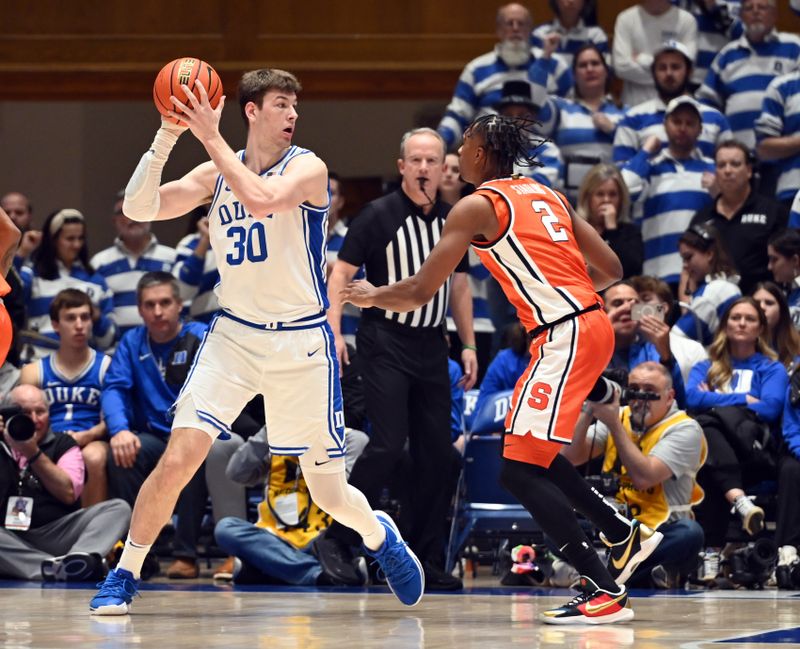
xmin=28 ymin=450 xmax=43 ymax=465
xmin=463 ymin=344 xmax=477 ymax=352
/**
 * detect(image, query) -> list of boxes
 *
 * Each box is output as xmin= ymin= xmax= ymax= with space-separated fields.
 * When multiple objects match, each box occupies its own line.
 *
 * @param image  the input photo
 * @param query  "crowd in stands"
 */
xmin=5 ymin=0 xmax=800 ymax=592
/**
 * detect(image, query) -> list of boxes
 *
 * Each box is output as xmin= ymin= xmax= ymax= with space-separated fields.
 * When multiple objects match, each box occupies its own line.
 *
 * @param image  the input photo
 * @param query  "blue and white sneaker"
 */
xmin=365 ymin=510 xmax=424 ymax=606
xmin=89 ymin=568 xmax=140 ymax=615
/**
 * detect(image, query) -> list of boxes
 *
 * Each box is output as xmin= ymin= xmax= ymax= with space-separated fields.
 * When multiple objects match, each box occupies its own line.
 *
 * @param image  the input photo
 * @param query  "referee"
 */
xmin=327 ymin=127 xmax=477 ymax=590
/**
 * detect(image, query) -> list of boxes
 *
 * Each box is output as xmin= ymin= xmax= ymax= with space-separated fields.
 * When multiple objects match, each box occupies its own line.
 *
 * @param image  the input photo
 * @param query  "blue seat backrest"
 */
xmin=463 ymin=434 xmax=518 ymax=505
xmin=463 ymin=389 xmax=480 ymax=431
xmin=469 ymin=389 xmax=514 ymax=436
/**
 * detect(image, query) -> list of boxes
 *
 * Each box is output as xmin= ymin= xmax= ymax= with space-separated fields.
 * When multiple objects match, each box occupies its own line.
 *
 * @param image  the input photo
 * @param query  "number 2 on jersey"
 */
xmin=226 ymin=222 xmax=268 ymax=266
xmin=532 ymin=200 xmax=568 ymax=242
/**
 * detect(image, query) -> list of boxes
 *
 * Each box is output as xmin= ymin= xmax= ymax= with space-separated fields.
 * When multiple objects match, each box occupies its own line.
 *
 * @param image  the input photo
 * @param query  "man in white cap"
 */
xmin=621 ymin=96 xmax=716 ymax=289
xmin=613 ymin=0 xmax=697 ymax=106
xmin=614 ymin=40 xmax=731 ymax=165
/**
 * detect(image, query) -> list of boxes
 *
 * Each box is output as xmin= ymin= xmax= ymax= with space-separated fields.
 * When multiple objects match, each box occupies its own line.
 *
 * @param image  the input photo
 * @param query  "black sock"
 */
xmin=500 ymin=457 xmax=619 ymax=591
xmin=547 ymin=455 xmax=632 ymax=544
xmin=560 ymin=539 xmax=619 ymax=592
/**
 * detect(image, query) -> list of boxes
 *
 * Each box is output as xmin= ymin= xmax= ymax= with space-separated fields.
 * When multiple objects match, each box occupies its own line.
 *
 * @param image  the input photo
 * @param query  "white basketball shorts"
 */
xmin=172 ymin=313 xmax=346 ymax=468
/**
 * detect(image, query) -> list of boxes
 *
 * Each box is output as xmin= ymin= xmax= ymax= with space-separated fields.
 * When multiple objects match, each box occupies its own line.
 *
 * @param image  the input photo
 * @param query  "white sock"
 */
xmin=117 ymin=534 xmax=152 ymax=579
xmin=362 ymin=523 xmax=387 ymax=552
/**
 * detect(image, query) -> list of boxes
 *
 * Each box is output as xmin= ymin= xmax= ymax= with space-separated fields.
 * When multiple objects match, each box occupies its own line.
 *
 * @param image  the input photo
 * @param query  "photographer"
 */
xmin=0 ymin=385 xmax=130 ymax=581
xmin=563 ymin=361 xmax=706 ymax=588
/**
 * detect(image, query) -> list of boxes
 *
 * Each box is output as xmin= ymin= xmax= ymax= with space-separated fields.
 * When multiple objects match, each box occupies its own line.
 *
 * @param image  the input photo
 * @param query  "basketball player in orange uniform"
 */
xmin=342 ymin=115 xmax=663 ymax=625
xmin=0 ymin=207 xmax=21 ymax=365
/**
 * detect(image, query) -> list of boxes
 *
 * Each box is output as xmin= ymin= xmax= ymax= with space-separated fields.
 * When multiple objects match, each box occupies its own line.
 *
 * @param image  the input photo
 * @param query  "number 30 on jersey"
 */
xmin=226 ymin=222 xmax=268 ymax=265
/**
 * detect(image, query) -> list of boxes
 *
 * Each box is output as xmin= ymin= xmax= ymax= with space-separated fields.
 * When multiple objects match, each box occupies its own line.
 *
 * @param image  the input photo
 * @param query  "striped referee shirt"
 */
xmin=338 ymin=189 xmax=468 ymax=329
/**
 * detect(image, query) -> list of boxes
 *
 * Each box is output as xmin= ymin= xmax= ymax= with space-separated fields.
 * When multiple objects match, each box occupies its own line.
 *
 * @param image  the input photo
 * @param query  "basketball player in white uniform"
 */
xmin=90 ymin=69 xmax=424 ymax=614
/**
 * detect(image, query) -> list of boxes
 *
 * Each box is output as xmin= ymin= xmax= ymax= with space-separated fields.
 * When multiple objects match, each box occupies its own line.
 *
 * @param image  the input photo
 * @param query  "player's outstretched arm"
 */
xmin=572 ymin=208 xmax=623 ymax=291
xmin=342 ymin=195 xmax=495 ymax=312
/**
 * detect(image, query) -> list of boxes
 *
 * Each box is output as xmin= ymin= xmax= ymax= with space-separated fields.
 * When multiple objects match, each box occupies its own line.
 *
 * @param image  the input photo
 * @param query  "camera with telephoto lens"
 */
xmin=619 ymin=388 xmax=661 ymax=405
xmin=727 ymin=538 xmax=777 ymax=589
xmin=0 ymin=405 xmax=36 ymax=442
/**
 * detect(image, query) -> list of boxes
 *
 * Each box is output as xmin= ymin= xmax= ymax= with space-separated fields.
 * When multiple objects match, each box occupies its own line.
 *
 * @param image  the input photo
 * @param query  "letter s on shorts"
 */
xmin=527 ymin=382 xmax=552 ymax=411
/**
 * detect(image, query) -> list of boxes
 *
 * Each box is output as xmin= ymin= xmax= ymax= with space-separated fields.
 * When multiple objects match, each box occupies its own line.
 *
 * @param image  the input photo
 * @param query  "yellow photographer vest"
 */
xmin=254 ymin=456 xmax=332 ymax=550
xmin=602 ymin=407 xmax=706 ymax=529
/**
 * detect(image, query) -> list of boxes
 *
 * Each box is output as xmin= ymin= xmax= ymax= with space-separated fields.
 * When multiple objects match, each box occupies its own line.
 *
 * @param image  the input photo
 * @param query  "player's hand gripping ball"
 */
xmin=153 ymin=57 xmax=223 ymax=126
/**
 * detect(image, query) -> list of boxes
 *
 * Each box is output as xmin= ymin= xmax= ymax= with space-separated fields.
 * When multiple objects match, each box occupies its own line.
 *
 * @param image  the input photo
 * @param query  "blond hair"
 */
xmin=576 ymin=164 xmax=631 ymax=225
xmin=706 ymin=297 xmax=777 ymax=390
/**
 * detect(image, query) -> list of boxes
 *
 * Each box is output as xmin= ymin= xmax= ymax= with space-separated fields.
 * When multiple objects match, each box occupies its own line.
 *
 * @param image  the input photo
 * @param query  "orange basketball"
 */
xmin=152 ymin=57 xmax=223 ymax=126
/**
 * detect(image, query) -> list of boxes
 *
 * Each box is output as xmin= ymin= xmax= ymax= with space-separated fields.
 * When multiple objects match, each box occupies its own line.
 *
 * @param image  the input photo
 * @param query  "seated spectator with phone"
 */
xmin=604 ymin=281 xmax=687 ymax=407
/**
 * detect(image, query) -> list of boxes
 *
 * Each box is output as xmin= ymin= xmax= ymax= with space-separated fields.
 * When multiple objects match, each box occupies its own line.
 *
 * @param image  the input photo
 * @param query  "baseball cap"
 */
xmin=664 ymin=95 xmax=703 ymax=120
xmin=653 ymin=39 xmax=694 ymax=65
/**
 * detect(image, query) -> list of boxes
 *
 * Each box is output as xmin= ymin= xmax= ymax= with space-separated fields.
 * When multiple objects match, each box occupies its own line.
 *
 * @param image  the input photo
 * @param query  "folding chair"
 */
xmin=445 ymin=390 xmax=540 ymax=573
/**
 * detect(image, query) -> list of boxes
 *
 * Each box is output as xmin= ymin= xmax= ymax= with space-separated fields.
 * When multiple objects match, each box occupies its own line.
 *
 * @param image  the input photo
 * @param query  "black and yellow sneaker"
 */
xmin=602 ymin=519 xmax=663 ymax=586
xmin=540 ymin=576 xmax=634 ymax=625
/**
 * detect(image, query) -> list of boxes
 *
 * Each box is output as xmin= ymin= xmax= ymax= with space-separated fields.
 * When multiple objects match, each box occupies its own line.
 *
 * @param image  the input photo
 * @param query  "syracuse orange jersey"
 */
xmin=471 ymin=177 xmax=600 ymax=334
xmin=0 ymin=276 xmax=12 ymax=366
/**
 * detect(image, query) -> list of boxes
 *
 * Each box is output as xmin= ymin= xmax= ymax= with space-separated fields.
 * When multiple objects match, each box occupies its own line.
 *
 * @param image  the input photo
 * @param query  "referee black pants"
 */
xmin=329 ymin=319 xmax=454 ymax=565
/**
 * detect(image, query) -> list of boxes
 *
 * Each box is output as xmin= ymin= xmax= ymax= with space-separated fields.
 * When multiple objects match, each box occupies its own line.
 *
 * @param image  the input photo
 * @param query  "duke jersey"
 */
xmin=207 ymin=146 xmax=329 ymax=324
xmin=471 ymin=177 xmax=600 ymax=334
xmin=33 ymin=349 xmax=111 ymax=433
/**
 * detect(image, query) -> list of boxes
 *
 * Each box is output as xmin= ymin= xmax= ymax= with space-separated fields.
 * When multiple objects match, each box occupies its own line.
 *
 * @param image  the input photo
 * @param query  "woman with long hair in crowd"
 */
xmin=687 ymin=297 xmax=788 ymax=579
xmin=575 ymin=163 xmax=642 ymax=278
xmin=532 ymin=44 xmax=625 ymax=202
xmin=752 ymin=281 xmax=800 ymax=370
xmin=767 ymin=229 xmax=800 ymax=324
xmin=674 ymin=222 xmax=741 ymax=346
xmin=20 ymin=209 xmax=116 ymax=360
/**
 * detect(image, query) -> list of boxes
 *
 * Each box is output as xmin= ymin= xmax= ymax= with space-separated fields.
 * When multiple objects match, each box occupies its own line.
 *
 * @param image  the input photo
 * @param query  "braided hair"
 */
xmin=467 ymin=114 xmax=549 ymax=179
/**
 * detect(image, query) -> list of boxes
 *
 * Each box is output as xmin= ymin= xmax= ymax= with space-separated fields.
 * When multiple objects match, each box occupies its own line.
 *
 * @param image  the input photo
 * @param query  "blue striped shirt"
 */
xmin=622 ymin=148 xmax=715 ymax=284
xmin=20 ymin=262 xmax=116 ymax=361
xmin=674 ymin=276 xmax=741 ymax=345
xmin=697 ymin=30 xmax=800 ymax=150
xmin=672 ymin=0 xmax=743 ymax=86
xmin=437 ymin=46 xmax=573 ymax=149
xmin=326 ymin=220 xmax=362 ymax=341
xmin=613 ymin=97 xmax=732 ymax=164
xmin=755 ymin=72 xmax=800 ymax=202
xmin=91 ymin=236 xmax=176 ymax=334
xmin=530 ymin=18 xmax=610 ymax=69
xmin=172 ymin=232 xmax=220 ymax=323
xmin=790 ymin=189 xmax=800 ymax=229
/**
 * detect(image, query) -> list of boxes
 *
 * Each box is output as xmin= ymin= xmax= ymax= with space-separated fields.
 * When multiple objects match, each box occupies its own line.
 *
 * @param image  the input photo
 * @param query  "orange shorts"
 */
xmin=503 ymin=308 xmax=613 ymax=468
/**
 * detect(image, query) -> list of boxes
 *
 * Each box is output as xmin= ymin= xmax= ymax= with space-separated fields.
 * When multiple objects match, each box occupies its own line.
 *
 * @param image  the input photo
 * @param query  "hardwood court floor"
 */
xmin=2 ymin=579 xmax=799 ymax=648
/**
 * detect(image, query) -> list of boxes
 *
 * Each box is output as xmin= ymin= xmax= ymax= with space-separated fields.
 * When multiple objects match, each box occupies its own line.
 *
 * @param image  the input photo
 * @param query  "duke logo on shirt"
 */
xmin=172 ymin=351 xmax=188 ymax=365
